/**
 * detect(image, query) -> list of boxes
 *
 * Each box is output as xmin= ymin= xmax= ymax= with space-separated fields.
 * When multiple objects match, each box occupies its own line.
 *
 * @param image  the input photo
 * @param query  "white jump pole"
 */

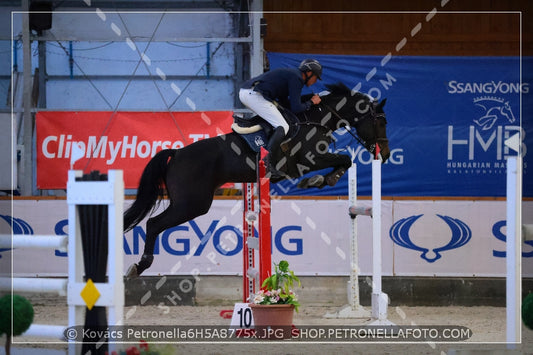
xmin=324 ymin=163 xmax=370 ymax=318
xmin=0 ymin=234 xmax=68 ymax=251
xmin=369 ymin=157 xmax=393 ymax=326
xmin=0 ymin=278 xmax=68 ymax=296
xmin=506 ymin=156 xmax=522 ymax=344
xmin=22 ymin=324 xmax=66 ymax=339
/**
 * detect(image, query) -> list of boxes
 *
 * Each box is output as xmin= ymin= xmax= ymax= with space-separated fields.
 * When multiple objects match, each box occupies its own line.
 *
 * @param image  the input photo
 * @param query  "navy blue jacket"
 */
xmin=241 ymin=68 xmax=312 ymax=113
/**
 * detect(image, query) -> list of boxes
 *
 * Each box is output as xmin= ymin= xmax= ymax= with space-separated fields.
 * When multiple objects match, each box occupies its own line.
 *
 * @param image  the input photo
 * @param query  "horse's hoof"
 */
xmin=326 ymin=168 xmax=345 ymax=186
xmin=297 ymin=175 xmax=324 ymax=189
xmin=308 ymin=175 xmax=324 ymax=187
xmin=126 ymin=264 xmax=139 ymax=278
xmin=297 ymin=178 xmax=309 ymax=189
xmin=133 ymin=254 xmax=154 ymax=276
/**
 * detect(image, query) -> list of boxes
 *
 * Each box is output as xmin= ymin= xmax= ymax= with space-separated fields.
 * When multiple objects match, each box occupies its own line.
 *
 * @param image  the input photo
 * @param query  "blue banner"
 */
xmin=267 ymin=53 xmax=532 ymax=197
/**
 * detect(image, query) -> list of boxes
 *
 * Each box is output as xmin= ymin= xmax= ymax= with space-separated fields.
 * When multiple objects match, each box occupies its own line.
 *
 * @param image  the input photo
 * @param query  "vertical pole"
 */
xmin=250 ymin=0 xmax=264 ymax=77
xmin=106 ymin=171 xmax=124 ymax=354
xmin=37 ymin=41 xmax=47 ymax=108
xmin=21 ymin=0 xmax=33 ymax=195
xmin=506 ymin=156 xmax=522 ymax=344
xmin=242 ymin=182 xmax=255 ymax=302
xmin=107 ymin=170 xmax=124 ymax=327
xmin=371 ymin=159 xmax=382 ymax=298
xmin=369 ymin=157 xmax=392 ymax=325
xmin=258 ymin=149 xmax=271 ymax=287
xmin=67 ymin=170 xmax=83 ymax=355
xmin=348 ymin=165 xmax=362 ymax=310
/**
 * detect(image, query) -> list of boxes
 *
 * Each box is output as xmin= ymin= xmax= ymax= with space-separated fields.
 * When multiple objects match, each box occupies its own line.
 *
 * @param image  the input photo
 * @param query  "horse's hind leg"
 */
xmin=127 ymin=192 xmax=215 ymax=277
xmin=127 ymin=206 xmax=175 ymax=276
xmin=126 ymin=204 xmax=183 ymax=277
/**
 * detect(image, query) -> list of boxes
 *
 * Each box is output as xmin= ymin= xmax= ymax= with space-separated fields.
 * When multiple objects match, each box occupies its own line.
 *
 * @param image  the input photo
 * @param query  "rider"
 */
xmin=239 ymin=58 xmax=323 ymax=177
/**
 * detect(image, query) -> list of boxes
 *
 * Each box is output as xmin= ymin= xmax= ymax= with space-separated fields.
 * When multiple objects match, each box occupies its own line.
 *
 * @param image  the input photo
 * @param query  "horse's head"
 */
xmin=502 ymin=101 xmax=516 ymax=124
xmin=318 ymin=83 xmax=390 ymax=162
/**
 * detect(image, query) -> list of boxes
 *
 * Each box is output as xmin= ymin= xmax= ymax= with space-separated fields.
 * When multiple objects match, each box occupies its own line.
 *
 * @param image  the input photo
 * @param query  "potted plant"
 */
xmin=249 ymin=260 xmax=301 ymax=339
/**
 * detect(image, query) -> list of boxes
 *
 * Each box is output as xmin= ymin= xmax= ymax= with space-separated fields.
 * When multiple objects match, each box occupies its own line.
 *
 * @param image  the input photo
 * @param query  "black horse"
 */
xmin=124 ymin=83 xmax=389 ymax=277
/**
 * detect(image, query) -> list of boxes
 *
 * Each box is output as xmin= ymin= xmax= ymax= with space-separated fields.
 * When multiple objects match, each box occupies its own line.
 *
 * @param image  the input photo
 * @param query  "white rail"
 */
xmin=0 ymin=277 xmax=67 ymax=296
xmin=23 ymin=324 xmax=66 ymax=340
xmin=0 ymin=234 xmax=67 ymax=251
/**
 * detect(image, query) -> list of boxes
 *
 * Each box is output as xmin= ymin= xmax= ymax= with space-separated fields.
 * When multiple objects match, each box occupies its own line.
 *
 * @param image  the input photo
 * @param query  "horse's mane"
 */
xmin=300 ymin=82 xmax=373 ymax=105
xmin=324 ymin=82 xmax=371 ymax=103
xmin=324 ymin=82 xmax=351 ymax=95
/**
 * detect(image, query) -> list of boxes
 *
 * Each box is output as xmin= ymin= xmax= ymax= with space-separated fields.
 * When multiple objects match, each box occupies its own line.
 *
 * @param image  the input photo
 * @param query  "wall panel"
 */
xmin=263 ymin=0 xmax=530 ymax=56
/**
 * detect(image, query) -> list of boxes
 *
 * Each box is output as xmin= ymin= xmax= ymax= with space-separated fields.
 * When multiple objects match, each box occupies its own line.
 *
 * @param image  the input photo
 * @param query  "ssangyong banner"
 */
xmin=268 ymin=53 xmax=532 ymax=197
xmin=1 ymin=199 xmax=532 ymax=278
xmin=36 ymin=111 xmax=234 ymax=189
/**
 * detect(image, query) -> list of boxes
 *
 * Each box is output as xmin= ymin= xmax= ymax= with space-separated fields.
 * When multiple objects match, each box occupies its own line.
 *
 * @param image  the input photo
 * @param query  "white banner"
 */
xmin=0 ymin=199 xmax=532 ymax=277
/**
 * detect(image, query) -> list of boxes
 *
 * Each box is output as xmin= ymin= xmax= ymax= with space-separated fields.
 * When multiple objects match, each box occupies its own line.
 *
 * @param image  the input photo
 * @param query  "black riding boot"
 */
xmin=265 ymin=126 xmax=287 ymax=178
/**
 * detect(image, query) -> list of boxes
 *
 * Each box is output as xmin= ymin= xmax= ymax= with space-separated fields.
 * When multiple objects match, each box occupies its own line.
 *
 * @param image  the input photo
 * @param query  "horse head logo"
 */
xmin=389 ymin=214 xmax=471 ymax=263
xmin=473 ymin=97 xmax=516 ymax=131
xmin=254 ymin=135 xmax=265 ymax=147
xmin=0 ymin=215 xmax=34 ymax=258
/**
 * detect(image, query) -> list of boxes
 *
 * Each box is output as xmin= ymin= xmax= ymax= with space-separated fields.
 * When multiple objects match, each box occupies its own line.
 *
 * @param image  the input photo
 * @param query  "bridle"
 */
xmin=320 ymin=98 xmax=388 ymax=153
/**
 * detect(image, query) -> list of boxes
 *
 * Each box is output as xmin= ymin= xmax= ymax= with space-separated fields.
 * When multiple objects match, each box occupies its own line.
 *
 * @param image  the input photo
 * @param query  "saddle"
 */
xmin=231 ymin=106 xmax=300 ymax=153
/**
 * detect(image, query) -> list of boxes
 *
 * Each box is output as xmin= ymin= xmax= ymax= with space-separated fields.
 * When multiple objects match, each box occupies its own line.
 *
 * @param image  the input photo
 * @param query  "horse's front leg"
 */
xmin=324 ymin=166 xmax=348 ymax=187
xmin=297 ymin=153 xmax=352 ymax=189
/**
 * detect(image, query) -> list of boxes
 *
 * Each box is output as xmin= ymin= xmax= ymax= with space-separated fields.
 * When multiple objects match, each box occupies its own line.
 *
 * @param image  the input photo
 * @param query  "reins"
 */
xmin=320 ymin=101 xmax=385 ymax=150
xmin=287 ymin=92 xmax=388 ymax=154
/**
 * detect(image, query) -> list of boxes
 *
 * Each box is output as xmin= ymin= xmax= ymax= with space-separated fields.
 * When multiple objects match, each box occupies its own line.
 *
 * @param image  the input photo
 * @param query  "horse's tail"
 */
xmin=124 ymin=149 xmax=175 ymax=232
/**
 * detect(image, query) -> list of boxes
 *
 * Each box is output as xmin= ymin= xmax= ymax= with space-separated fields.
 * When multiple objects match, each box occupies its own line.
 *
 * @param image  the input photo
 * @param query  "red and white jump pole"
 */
xmin=242 ymin=181 xmax=256 ymax=302
xmin=257 ymin=148 xmax=272 ymax=288
xmin=242 ymin=148 xmax=272 ymax=302
xmin=230 ymin=148 xmax=272 ymax=329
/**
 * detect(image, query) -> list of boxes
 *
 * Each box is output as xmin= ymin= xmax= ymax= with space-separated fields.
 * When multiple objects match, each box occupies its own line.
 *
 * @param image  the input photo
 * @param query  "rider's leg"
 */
xmin=239 ymin=89 xmax=289 ymax=175
xmin=239 ymin=89 xmax=289 ymax=132
xmin=266 ymin=126 xmax=287 ymax=174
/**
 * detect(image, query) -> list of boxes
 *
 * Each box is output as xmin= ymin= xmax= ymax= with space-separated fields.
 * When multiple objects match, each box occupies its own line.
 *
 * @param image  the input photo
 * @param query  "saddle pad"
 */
xmin=233 ymin=127 xmax=268 ymax=153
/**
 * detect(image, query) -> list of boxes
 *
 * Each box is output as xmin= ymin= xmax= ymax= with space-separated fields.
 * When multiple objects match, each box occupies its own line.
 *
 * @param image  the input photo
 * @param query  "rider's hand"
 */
xmin=311 ymin=94 xmax=321 ymax=105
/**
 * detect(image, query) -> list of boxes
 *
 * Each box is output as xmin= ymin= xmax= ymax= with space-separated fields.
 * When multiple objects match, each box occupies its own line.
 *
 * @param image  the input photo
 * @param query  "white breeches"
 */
xmin=239 ymin=88 xmax=290 ymax=135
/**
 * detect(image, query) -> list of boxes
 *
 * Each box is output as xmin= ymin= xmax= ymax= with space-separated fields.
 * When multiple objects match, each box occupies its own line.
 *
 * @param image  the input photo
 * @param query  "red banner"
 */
xmin=36 ymin=111 xmax=234 ymax=189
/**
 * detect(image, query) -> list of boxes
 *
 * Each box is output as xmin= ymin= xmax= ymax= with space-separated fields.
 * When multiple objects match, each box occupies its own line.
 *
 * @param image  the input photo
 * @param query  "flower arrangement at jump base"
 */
xmin=251 ymin=260 xmax=301 ymax=310
xmin=249 ymin=260 xmax=301 ymax=339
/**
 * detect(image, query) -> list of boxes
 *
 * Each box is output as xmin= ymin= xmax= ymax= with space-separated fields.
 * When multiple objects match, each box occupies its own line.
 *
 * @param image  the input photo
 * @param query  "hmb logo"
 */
xmin=472 ymin=96 xmax=516 ymax=131
xmin=446 ymin=95 xmax=524 ymax=176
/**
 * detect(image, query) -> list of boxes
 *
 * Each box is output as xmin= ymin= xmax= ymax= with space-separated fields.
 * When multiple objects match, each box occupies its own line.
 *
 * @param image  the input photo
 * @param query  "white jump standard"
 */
xmin=0 ymin=170 xmax=125 ymax=354
xmin=324 ymin=164 xmax=370 ymax=319
xmin=325 ymin=147 xmax=394 ymax=325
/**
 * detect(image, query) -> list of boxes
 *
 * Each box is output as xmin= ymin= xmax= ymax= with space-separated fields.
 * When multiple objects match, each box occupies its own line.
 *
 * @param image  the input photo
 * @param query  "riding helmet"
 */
xmin=298 ymin=59 xmax=322 ymax=80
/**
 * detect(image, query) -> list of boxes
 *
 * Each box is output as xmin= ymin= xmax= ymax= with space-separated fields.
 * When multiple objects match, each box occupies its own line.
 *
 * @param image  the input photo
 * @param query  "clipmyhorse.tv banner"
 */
xmin=36 ymin=111 xmax=233 ymax=189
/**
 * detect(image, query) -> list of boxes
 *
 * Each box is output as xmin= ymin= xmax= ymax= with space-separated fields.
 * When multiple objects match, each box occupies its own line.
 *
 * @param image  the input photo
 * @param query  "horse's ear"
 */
xmin=378 ymin=98 xmax=387 ymax=109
